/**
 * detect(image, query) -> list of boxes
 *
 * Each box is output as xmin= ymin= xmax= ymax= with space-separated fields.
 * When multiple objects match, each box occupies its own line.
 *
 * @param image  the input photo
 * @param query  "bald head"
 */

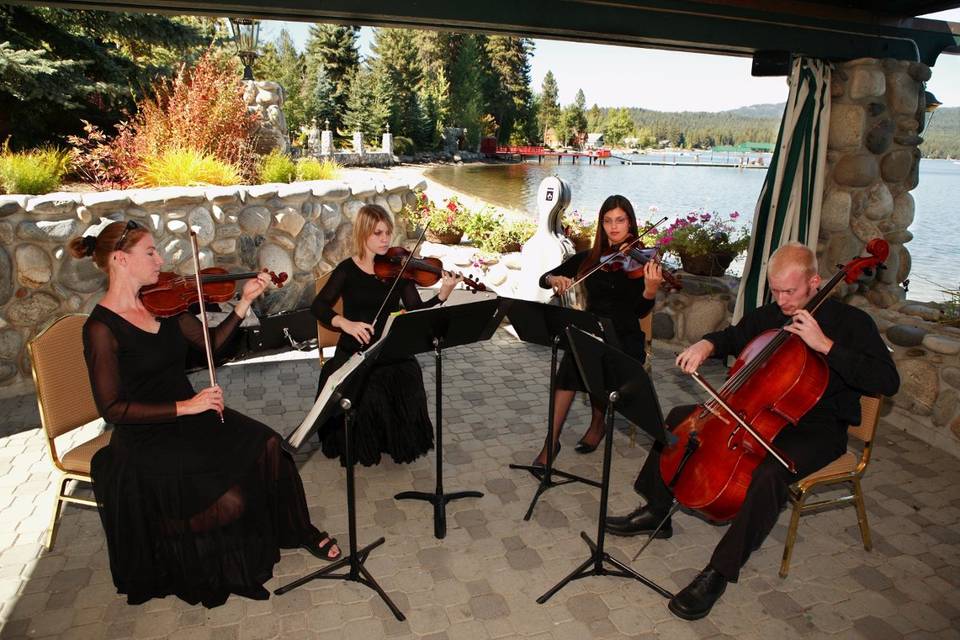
xmin=768 ymin=242 xmax=818 ymax=279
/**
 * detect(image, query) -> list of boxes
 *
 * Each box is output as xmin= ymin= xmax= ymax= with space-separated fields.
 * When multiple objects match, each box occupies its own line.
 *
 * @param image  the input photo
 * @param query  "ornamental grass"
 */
xmin=134 ymin=148 xmax=241 ymax=188
xmin=0 ymin=143 xmax=71 ymax=195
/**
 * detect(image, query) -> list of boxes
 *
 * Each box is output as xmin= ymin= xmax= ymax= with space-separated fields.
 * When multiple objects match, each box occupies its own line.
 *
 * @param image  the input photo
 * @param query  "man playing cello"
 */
xmin=605 ymin=242 xmax=900 ymax=620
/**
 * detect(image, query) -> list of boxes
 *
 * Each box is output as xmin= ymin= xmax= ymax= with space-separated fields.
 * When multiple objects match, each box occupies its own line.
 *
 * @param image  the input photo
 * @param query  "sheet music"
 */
xmin=286 ymin=305 xmax=427 ymax=448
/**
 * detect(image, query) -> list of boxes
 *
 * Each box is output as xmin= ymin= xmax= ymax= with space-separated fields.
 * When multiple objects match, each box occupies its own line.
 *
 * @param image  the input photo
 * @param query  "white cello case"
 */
xmin=516 ymin=176 xmax=575 ymax=303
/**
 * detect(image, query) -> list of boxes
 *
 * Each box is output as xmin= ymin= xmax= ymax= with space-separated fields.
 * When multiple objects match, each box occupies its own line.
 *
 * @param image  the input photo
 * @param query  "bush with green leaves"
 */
xmin=477 ymin=218 xmax=536 ymax=253
xmin=296 ymin=158 xmax=341 ymax=181
xmin=0 ymin=144 xmax=71 ymax=195
xmin=259 ymin=150 xmax=297 ymax=183
xmin=393 ymin=136 xmax=415 ymax=156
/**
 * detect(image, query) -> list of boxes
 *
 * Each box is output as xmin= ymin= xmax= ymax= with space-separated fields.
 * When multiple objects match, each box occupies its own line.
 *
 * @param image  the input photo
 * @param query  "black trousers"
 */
xmin=633 ymin=405 xmax=848 ymax=582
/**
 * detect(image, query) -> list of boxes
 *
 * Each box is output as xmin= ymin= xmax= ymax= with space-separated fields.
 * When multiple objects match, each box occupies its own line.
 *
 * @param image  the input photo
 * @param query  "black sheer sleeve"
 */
xmin=176 ymin=310 xmax=243 ymax=356
xmin=400 ymin=279 xmax=442 ymax=311
xmin=82 ymin=318 xmax=177 ymax=424
xmin=311 ymin=263 xmax=348 ymax=328
xmin=539 ymin=252 xmax=587 ymax=289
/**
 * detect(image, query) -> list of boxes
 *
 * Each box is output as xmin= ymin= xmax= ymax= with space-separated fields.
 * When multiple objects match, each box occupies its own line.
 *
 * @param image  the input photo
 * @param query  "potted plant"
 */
xmin=402 ymin=191 xmax=468 ymax=244
xmin=561 ymin=209 xmax=597 ymax=253
xmin=654 ymin=211 xmax=749 ymax=276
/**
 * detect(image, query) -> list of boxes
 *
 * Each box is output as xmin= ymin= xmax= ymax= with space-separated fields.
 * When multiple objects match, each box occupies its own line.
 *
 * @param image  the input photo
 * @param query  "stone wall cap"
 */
xmin=205 ymin=186 xmax=243 ymax=204
xmin=276 ymin=183 xmax=314 ymax=199
xmin=25 ymin=192 xmax=82 ymax=213
xmin=309 ymin=180 xmax=351 ymax=200
xmin=130 ymin=186 xmax=207 ymax=207
xmin=80 ymin=191 xmax=132 ymax=210
xmin=922 ymin=334 xmax=960 ymax=355
xmin=245 ymin=184 xmax=281 ymax=200
xmin=0 ymin=195 xmax=28 ymax=216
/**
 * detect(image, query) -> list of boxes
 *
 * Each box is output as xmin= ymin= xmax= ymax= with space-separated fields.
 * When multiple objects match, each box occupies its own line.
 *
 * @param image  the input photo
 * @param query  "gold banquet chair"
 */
xmin=779 ymin=395 xmax=883 ymax=578
xmin=315 ymin=272 xmax=343 ymax=367
xmin=28 ymin=314 xmax=111 ymax=550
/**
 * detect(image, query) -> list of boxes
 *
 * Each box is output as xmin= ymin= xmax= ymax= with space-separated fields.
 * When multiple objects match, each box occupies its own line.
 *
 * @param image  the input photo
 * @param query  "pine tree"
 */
xmin=537 ymin=71 xmax=560 ymax=143
xmin=587 ymin=103 xmax=603 ymax=133
xmin=0 ymin=5 xmax=208 ymax=147
xmin=342 ymin=66 xmax=389 ymax=146
xmin=370 ymin=28 xmax=427 ymax=146
xmin=254 ymin=29 xmax=307 ymax=138
xmin=448 ymin=34 xmax=487 ymax=149
xmin=419 ymin=65 xmax=451 ymax=150
xmin=303 ymin=24 xmax=360 ymax=136
xmin=306 ymin=65 xmax=338 ymax=134
xmin=484 ymin=36 xmax=534 ymax=144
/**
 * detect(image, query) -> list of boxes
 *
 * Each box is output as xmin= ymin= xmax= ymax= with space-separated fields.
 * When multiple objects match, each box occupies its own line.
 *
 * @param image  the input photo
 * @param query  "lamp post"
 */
xmin=229 ymin=17 xmax=260 ymax=82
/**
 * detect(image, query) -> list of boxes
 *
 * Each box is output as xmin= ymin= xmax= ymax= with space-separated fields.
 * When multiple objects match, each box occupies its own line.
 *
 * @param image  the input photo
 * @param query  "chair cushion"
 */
xmin=60 ymin=431 xmax=111 ymax=475
xmin=794 ymin=451 xmax=857 ymax=489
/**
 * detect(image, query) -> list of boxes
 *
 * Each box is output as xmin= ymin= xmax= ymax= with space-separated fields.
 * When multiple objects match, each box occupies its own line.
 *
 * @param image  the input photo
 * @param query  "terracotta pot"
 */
xmin=679 ymin=251 xmax=734 ymax=276
xmin=572 ymin=236 xmax=593 ymax=253
xmin=426 ymin=229 xmax=464 ymax=245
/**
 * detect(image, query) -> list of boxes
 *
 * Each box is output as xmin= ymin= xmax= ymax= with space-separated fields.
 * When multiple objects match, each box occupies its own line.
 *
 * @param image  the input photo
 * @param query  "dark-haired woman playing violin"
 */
xmin=69 ymin=220 xmax=339 ymax=609
xmin=533 ymin=195 xmax=663 ymax=466
xmin=311 ymin=204 xmax=461 ymax=466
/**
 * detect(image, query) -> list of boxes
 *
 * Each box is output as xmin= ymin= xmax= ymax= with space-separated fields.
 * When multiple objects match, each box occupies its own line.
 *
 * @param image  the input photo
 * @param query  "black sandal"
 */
xmin=302 ymin=531 xmax=340 ymax=561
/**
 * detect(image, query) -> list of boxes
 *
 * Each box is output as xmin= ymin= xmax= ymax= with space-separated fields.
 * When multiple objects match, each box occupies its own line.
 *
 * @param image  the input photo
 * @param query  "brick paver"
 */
xmin=1 ymin=325 xmax=959 ymax=639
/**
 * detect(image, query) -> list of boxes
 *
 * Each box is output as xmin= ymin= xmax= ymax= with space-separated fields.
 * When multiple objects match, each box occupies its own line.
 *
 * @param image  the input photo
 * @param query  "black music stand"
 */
xmin=380 ymin=297 xmax=501 ymax=539
xmin=276 ymin=352 xmax=405 ymax=621
xmin=502 ymin=298 xmax=606 ymax=520
xmin=537 ymin=326 xmax=674 ymax=604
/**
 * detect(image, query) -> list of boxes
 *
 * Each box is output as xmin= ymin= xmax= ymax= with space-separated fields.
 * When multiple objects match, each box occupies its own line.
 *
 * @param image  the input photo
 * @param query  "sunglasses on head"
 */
xmin=114 ymin=220 xmax=141 ymax=251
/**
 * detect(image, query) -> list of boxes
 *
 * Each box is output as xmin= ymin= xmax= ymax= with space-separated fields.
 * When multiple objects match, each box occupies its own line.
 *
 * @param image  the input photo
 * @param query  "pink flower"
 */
xmin=730 ymin=211 xmax=740 ymax=219
xmin=687 ymin=215 xmax=698 ymax=223
xmin=661 ymin=235 xmax=674 ymax=245
xmin=446 ymin=215 xmax=454 ymax=224
xmin=700 ymin=213 xmax=712 ymax=222
xmin=446 ymin=200 xmax=457 ymax=212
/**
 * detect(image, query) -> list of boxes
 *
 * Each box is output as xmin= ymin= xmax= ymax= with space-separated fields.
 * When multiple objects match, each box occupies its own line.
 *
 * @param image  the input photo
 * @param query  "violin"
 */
xmin=140 ymin=268 xmax=288 ymax=317
xmin=657 ymin=239 xmax=889 ymax=524
xmin=374 ymin=247 xmax=487 ymax=292
xmin=600 ymin=238 xmax=683 ymax=291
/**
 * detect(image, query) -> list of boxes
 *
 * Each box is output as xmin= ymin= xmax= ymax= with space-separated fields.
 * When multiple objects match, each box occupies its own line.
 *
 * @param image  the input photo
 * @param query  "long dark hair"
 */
xmin=577 ymin=195 xmax=639 ymax=278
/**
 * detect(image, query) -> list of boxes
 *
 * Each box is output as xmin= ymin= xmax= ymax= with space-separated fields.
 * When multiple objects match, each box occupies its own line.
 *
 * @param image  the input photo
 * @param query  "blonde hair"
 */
xmin=67 ymin=220 xmax=149 ymax=273
xmin=353 ymin=204 xmax=394 ymax=258
xmin=768 ymin=241 xmax=818 ymax=278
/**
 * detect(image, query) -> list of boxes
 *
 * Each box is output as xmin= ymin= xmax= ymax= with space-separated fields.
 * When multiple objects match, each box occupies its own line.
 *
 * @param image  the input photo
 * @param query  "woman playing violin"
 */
xmin=70 ymin=220 xmax=339 ymax=609
xmin=311 ymin=204 xmax=461 ymax=466
xmin=534 ymin=194 xmax=663 ymax=465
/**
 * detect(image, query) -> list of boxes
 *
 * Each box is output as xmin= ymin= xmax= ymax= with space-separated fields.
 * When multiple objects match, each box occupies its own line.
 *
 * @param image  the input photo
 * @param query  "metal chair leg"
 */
xmin=46 ymin=477 xmax=68 ymax=550
xmin=852 ymin=477 xmax=872 ymax=551
xmin=779 ymin=490 xmax=806 ymax=578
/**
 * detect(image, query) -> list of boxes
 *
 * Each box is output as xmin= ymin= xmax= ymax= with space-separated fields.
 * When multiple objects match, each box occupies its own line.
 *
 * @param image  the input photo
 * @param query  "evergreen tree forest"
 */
xmin=4 ymin=7 xmax=960 ymax=158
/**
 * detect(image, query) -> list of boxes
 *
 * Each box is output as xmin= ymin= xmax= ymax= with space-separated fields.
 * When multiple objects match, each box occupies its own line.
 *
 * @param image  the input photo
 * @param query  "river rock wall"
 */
xmin=0 ymin=177 xmax=421 ymax=391
xmin=821 ymin=57 xmax=929 ymax=306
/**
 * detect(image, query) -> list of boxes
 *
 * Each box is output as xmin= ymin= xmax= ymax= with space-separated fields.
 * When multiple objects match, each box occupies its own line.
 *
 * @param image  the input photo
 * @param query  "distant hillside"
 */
xmin=921 ymin=106 xmax=960 ymax=159
xmin=601 ymin=102 xmax=958 ymax=158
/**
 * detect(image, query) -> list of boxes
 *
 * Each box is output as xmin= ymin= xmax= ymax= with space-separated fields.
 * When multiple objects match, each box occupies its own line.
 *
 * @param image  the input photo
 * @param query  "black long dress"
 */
xmin=311 ymin=257 xmax=442 ymax=466
xmin=85 ymin=305 xmax=324 ymax=608
xmin=540 ymin=251 xmax=655 ymax=391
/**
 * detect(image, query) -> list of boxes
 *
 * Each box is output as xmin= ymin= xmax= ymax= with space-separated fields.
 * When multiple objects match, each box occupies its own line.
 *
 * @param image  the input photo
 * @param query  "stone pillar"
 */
xmin=821 ymin=57 xmax=928 ymax=307
xmin=352 ymin=130 xmax=365 ymax=155
xmin=320 ymin=119 xmax=333 ymax=157
xmin=381 ymin=123 xmax=394 ymax=156
xmin=243 ymin=80 xmax=289 ymax=154
xmin=306 ymin=119 xmax=320 ymax=156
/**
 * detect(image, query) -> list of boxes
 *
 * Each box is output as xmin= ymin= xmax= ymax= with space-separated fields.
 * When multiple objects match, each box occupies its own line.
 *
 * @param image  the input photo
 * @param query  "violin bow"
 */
xmin=367 ymin=222 xmax=430 ymax=343
xmin=189 ymin=231 xmax=223 ymax=422
xmin=564 ymin=216 xmax=668 ymax=291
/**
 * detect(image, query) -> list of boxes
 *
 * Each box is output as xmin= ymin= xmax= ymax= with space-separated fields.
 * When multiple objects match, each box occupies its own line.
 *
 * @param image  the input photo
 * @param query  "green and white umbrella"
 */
xmin=734 ymin=57 xmax=831 ymax=321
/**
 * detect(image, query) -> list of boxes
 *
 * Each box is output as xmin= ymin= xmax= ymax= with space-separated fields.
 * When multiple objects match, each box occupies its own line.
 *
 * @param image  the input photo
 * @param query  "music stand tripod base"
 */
xmin=275 ymin=398 xmax=405 ymax=621
xmin=537 ymin=393 xmax=674 ymax=604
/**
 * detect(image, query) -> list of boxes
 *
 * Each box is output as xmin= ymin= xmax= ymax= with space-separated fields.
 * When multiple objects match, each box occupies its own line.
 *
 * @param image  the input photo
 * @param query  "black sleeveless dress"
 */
xmin=311 ymin=258 xmax=441 ymax=466
xmin=540 ymin=251 xmax=655 ymax=391
xmin=84 ymin=305 xmax=323 ymax=608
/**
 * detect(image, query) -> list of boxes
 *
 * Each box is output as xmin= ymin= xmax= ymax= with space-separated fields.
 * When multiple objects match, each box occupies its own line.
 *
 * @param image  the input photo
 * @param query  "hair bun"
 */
xmin=81 ymin=235 xmax=97 ymax=257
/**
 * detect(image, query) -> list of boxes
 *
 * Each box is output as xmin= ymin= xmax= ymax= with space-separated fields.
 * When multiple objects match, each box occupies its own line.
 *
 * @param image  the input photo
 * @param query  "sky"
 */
xmin=261 ymin=8 xmax=960 ymax=113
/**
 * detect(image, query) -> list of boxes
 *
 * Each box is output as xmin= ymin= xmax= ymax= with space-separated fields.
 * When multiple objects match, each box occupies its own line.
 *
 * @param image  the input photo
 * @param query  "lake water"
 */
xmin=427 ymin=156 xmax=960 ymax=302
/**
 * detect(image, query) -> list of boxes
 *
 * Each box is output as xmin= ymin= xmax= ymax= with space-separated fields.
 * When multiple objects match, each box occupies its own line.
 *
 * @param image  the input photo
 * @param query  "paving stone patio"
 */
xmin=0 ymin=325 xmax=958 ymax=639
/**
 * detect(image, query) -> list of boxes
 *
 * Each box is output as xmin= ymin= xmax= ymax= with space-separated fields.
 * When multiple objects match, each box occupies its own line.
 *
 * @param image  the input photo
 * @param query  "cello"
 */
xmin=658 ymin=239 xmax=889 ymax=523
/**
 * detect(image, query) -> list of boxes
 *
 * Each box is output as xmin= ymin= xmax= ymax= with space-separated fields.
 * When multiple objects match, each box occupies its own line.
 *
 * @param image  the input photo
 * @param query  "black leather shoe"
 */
xmin=574 ymin=432 xmax=605 ymax=454
xmin=668 ymin=566 xmax=727 ymax=620
xmin=604 ymin=505 xmax=672 ymax=538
